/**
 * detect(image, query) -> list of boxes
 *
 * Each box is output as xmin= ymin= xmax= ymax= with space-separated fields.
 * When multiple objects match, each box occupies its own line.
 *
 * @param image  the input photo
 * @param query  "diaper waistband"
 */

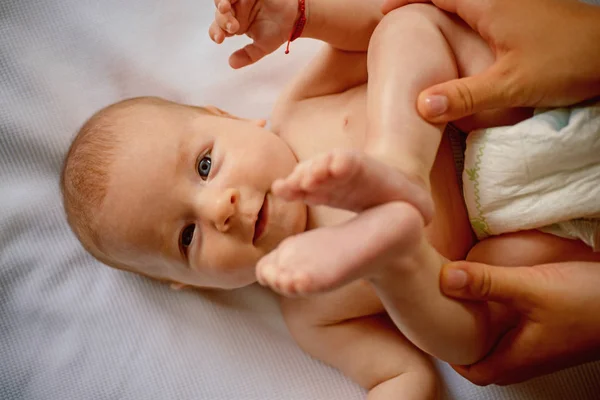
xmin=446 ymin=124 xmax=466 ymax=192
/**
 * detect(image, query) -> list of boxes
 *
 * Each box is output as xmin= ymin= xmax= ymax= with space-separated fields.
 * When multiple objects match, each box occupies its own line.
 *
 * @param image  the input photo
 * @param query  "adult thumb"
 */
xmin=417 ymin=62 xmax=516 ymax=123
xmin=440 ymin=261 xmax=537 ymax=311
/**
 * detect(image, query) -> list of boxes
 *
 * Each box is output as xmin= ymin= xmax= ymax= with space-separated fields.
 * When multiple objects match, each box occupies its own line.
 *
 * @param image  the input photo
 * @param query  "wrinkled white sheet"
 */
xmin=2 ymin=0 xmax=600 ymax=399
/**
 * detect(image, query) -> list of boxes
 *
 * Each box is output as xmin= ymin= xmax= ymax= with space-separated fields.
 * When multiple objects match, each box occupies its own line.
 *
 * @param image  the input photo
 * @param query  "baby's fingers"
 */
xmin=208 ymin=21 xmax=227 ymax=44
xmin=214 ymin=0 xmax=233 ymax=13
xmin=214 ymin=7 xmax=239 ymax=35
xmin=229 ymin=42 xmax=268 ymax=69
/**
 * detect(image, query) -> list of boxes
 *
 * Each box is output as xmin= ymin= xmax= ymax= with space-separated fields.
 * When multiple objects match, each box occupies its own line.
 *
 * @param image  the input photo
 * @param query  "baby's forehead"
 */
xmin=104 ymin=105 xmax=188 ymax=150
xmin=113 ymin=102 xmax=175 ymax=127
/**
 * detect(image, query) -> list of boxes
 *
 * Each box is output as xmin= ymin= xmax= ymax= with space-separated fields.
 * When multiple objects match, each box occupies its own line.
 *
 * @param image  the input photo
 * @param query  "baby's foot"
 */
xmin=272 ymin=149 xmax=434 ymax=223
xmin=256 ymin=202 xmax=424 ymax=297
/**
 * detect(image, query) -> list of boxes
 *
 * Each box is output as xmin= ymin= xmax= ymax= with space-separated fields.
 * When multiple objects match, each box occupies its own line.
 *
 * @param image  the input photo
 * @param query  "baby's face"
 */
xmin=98 ymin=103 xmax=307 ymax=289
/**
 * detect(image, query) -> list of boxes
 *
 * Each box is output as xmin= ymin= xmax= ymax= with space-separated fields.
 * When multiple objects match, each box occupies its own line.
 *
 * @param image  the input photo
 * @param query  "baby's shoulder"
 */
xmin=270 ymin=91 xmax=297 ymax=135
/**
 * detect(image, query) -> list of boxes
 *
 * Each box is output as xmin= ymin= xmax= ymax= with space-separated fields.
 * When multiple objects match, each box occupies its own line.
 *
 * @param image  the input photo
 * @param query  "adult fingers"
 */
xmin=440 ymin=261 xmax=538 ymax=312
xmin=452 ymin=325 xmax=547 ymax=386
xmin=416 ymin=61 xmax=521 ymax=123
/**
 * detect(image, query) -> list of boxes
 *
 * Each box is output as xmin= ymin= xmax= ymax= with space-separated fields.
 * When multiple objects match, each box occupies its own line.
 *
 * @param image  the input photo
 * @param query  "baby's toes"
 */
xmin=256 ymin=254 xmax=278 ymax=286
xmin=285 ymin=163 xmax=310 ymax=190
xmin=300 ymin=161 xmax=327 ymax=191
xmin=329 ymin=150 xmax=360 ymax=179
xmin=300 ymin=173 xmax=321 ymax=192
xmin=260 ymin=265 xmax=297 ymax=296
xmin=290 ymin=271 xmax=312 ymax=296
xmin=271 ymin=179 xmax=299 ymax=200
xmin=272 ymin=169 xmax=308 ymax=200
xmin=274 ymin=269 xmax=298 ymax=296
xmin=308 ymin=153 xmax=334 ymax=184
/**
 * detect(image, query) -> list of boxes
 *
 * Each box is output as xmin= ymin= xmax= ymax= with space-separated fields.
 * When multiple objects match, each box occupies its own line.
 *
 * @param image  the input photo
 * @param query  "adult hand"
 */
xmin=381 ymin=0 xmax=600 ymax=124
xmin=439 ymin=260 xmax=600 ymax=385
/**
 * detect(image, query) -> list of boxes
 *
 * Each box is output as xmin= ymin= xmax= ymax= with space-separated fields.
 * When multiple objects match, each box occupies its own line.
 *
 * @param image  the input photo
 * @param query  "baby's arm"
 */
xmin=210 ymin=0 xmax=383 ymax=68
xmin=300 ymin=0 xmax=383 ymax=52
xmin=281 ymin=282 xmax=438 ymax=400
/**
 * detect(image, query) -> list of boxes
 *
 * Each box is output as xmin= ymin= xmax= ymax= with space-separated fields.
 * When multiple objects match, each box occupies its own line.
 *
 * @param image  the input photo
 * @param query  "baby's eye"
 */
xmin=180 ymin=224 xmax=195 ymax=254
xmin=197 ymin=153 xmax=212 ymax=180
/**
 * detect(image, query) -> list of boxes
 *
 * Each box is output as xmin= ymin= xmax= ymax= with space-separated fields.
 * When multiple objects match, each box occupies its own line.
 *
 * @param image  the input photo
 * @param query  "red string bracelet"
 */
xmin=284 ymin=0 xmax=306 ymax=54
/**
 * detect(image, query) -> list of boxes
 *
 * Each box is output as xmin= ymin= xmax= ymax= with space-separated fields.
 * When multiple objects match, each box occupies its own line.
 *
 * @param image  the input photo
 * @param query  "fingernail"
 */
xmin=226 ymin=23 xmax=233 ymax=33
xmin=423 ymin=95 xmax=448 ymax=117
xmin=443 ymin=269 xmax=468 ymax=290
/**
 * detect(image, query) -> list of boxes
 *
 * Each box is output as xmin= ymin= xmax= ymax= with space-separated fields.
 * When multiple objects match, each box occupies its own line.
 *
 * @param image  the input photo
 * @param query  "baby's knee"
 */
xmin=368 ymin=4 xmax=452 ymax=66
xmin=371 ymin=3 xmax=443 ymax=41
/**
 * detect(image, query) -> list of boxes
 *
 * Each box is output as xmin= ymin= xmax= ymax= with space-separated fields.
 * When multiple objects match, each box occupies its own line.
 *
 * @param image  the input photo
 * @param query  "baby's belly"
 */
xmin=280 ymin=85 xmax=369 ymax=159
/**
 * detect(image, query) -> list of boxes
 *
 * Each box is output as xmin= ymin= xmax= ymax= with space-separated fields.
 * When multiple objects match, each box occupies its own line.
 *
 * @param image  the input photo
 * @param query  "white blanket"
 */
xmin=2 ymin=0 xmax=600 ymax=399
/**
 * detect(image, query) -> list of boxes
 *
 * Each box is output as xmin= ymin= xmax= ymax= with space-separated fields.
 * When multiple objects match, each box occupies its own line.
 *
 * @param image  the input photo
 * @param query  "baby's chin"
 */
xmin=205 ymin=278 xmax=257 ymax=291
xmin=180 ymin=270 xmax=258 ymax=291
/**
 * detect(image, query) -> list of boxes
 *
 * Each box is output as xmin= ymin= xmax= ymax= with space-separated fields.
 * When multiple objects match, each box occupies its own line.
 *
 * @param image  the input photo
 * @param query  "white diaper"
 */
xmin=462 ymin=101 xmax=600 ymax=251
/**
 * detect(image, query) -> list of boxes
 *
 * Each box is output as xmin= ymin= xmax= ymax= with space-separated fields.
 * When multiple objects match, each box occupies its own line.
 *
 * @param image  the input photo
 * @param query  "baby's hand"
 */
xmin=209 ymin=0 xmax=298 ymax=69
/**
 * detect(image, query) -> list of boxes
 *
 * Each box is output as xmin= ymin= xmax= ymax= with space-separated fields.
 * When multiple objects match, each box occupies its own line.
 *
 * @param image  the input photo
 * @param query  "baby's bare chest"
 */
xmin=280 ymin=86 xmax=369 ymax=229
xmin=280 ymin=85 xmax=368 ymax=162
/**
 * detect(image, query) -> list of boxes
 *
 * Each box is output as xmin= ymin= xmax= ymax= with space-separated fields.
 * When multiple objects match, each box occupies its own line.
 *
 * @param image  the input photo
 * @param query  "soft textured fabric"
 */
xmin=2 ymin=1 xmax=600 ymax=399
xmin=463 ymin=101 xmax=600 ymax=250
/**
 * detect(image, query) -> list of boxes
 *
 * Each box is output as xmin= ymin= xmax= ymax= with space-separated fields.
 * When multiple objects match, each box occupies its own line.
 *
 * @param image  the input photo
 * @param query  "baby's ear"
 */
xmin=170 ymin=282 xmax=187 ymax=291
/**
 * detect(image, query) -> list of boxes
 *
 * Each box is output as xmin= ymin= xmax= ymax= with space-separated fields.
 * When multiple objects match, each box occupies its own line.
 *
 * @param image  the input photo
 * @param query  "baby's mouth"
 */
xmin=253 ymin=195 xmax=268 ymax=245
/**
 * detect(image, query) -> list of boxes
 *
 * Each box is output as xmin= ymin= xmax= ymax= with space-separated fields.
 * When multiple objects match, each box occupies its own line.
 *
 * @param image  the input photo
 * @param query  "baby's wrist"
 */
xmin=283 ymin=0 xmax=308 ymax=53
xmin=281 ymin=0 xmax=300 ymax=31
xmin=287 ymin=0 xmax=308 ymax=26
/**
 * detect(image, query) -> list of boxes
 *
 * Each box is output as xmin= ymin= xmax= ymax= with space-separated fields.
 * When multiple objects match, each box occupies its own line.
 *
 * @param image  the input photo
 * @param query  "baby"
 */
xmin=61 ymin=0 xmax=600 ymax=398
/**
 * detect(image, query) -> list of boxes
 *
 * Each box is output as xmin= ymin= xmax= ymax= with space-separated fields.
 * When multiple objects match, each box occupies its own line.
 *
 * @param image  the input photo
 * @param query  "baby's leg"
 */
xmin=258 ymin=150 xmax=492 ymax=364
xmin=462 ymin=230 xmax=600 ymax=358
xmin=259 ymin=150 xmax=426 ymax=295
xmin=282 ymin=284 xmax=438 ymax=400
xmin=272 ymin=149 xmax=433 ymax=214
xmin=375 ymin=230 xmax=600 ymax=365
xmin=468 ymin=230 xmax=600 ymax=267
xmin=365 ymin=4 xmax=494 ymax=223
xmin=371 ymin=226 xmax=600 ymax=365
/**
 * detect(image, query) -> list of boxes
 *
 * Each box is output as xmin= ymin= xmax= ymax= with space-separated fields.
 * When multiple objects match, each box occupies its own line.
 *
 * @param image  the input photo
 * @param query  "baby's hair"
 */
xmin=61 ymin=96 xmax=171 ymax=270
xmin=61 ymin=96 xmax=213 ymax=282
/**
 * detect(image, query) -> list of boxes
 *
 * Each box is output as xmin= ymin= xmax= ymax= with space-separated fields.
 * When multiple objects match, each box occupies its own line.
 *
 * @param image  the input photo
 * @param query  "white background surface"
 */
xmin=2 ymin=0 xmax=600 ymax=398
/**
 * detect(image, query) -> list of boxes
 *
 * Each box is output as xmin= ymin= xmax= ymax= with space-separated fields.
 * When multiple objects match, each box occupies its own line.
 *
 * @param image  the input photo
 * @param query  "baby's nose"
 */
xmin=205 ymin=188 xmax=240 ymax=233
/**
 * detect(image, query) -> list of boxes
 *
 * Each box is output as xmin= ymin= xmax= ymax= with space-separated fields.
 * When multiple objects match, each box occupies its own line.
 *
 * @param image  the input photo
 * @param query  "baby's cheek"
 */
xmin=203 ymin=244 xmax=257 ymax=278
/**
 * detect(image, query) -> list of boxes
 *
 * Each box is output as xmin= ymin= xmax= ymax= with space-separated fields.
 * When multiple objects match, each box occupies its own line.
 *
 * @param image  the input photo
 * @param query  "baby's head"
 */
xmin=61 ymin=97 xmax=307 ymax=289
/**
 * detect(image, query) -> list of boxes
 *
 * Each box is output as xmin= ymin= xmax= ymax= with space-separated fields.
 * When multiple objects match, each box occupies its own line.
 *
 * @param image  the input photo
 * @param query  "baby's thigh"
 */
xmin=467 ymin=230 xmax=600 ymax=267
xmin=465 ymin=231 xmax=600 ymax=340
